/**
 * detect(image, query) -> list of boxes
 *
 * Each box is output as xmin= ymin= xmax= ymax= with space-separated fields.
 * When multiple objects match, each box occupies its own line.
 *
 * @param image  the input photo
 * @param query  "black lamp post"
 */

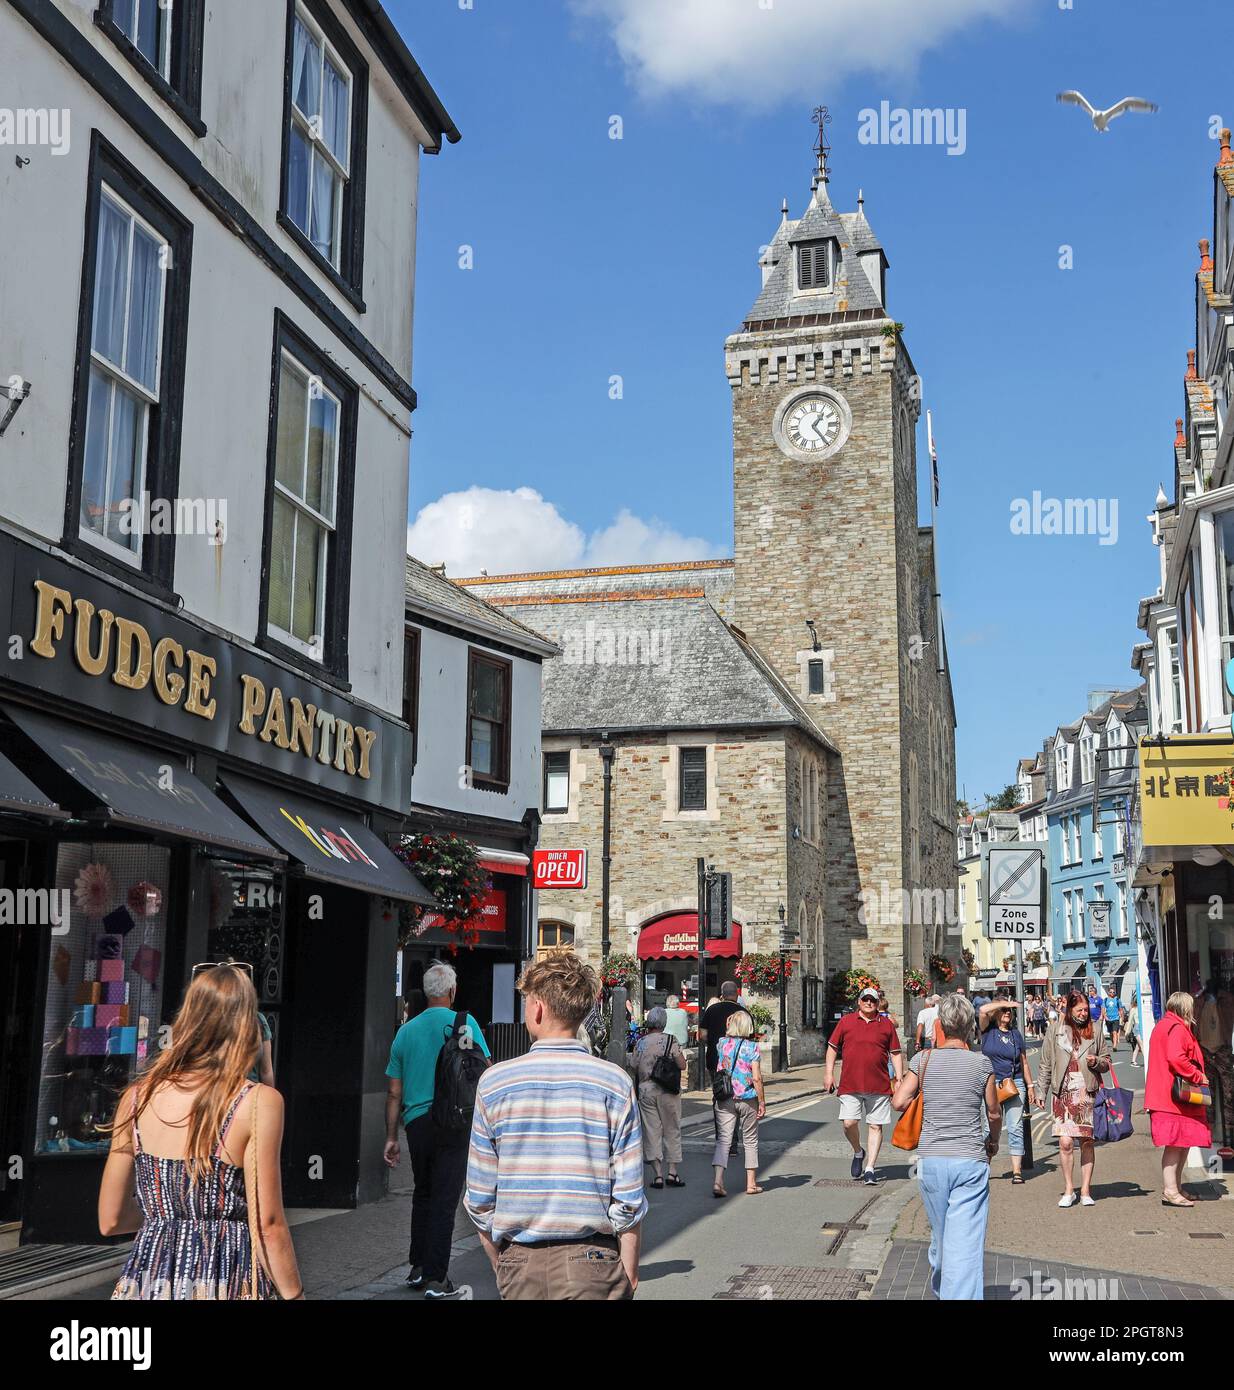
xmin=777 ymin=902 xmax=788 ymax=1073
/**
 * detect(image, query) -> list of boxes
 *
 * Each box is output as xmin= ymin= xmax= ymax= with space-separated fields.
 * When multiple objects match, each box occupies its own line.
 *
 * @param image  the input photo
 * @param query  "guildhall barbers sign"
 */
xmin=0 ymin=534 xmax=409 ymax=812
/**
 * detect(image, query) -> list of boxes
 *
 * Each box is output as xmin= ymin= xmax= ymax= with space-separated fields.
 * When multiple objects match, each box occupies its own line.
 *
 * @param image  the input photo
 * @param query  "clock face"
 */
xmin=785 ymin=397 xmax=842 ymax=454
xmin=773 ymin=388 xmax=851 ymax=462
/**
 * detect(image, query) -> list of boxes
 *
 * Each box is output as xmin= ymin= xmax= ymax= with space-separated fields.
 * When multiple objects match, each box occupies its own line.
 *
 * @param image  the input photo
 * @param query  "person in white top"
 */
xmin=663 ymin=995 xmax=690 ymax=1049
xmin=915 ymin=996 xmax=940 ymax=1053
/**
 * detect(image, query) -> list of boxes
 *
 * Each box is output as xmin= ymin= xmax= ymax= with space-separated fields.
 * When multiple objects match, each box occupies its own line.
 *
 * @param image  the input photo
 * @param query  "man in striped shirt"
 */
xmin=464 ymin=953 xmax=647 ymax=1300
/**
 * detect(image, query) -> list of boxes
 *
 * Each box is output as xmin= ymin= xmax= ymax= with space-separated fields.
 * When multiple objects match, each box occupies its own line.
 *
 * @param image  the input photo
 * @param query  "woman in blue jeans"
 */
xmin=977 ymin=999 xmax=1038 ymax=1184
xmin=893 ymin=993 xmax=1000 ymax=1301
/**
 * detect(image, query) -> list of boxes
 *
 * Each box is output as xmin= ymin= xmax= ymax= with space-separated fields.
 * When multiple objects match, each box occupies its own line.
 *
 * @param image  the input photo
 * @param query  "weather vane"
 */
xmin=812 ymin=104 xmax=832 ymax=183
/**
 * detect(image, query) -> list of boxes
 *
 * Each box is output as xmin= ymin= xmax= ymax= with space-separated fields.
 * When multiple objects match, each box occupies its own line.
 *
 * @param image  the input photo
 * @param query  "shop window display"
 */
xmin=205 ymin=859 xmax=284 ymax=1059
xmin=37 ymin=842 xmax=170 ymax=1154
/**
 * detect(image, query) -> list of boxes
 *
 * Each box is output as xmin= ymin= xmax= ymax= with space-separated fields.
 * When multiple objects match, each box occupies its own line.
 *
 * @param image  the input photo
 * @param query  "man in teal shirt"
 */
xmin=383 ymin=961 xmax=490 ymax=1298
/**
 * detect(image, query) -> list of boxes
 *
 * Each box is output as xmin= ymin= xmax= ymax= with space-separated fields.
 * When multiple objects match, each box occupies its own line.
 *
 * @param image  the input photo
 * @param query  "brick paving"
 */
xmin=715 ymin=1264 xmax=875 ymax=1300
xmin=875 ymin=1238 xmax=1231 ymax=1301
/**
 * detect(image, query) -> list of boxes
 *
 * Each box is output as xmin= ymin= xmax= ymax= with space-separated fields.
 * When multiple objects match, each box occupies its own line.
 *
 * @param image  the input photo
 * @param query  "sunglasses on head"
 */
xmin=191 ymin=959 xmax=253 ymax=979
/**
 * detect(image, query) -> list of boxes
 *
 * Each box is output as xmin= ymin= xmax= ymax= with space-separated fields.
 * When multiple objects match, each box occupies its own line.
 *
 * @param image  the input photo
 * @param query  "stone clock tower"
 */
xmin=726 ymin=123 xmax=955 ymax=988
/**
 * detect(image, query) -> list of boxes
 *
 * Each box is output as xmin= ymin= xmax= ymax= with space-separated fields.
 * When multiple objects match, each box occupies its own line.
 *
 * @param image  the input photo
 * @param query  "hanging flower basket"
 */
xmin=930 ymin=953 xmax=956 ymax=983
xmin=600 ymin=952 xmax=639 ymax=991
xmin=736 ymin=952 xmax=793 ymax=992
xmin=904 ymin=967 xmax=930 ymax=998
xmin=830 ymin=968 xmax=882 ymax=1007
xmin=748 ymin=1002 xmax=776 ymax=1037
xmin=394 ymin=832 xmax=491 ymax=950
xmin=961 ymin=948 xmax=976 ymax=971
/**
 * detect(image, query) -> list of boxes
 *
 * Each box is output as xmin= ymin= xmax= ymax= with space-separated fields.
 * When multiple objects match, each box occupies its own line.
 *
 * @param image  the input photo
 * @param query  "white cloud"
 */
xmin=407 ymin=487 xmax=721 ymax=577
xmin=570 ymin=0 xmax=1020 ymax=106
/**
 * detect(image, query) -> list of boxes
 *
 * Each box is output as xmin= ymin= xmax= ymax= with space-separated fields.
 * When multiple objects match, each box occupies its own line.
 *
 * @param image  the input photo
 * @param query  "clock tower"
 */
xmin=725 ymin=117 xmax=955 ymax=991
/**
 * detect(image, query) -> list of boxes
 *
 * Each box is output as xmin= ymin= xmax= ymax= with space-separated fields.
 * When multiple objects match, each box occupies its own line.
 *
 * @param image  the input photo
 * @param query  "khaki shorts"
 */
xmin=838 ymin=1091 xmax=892 ymax=1125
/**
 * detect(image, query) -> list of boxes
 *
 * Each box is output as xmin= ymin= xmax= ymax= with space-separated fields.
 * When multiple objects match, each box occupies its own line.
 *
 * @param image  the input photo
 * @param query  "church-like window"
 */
xmin=797 ymin=240 xmax=831 ymax=291
xmin=808 ymin=659 xmax=827 ymax=695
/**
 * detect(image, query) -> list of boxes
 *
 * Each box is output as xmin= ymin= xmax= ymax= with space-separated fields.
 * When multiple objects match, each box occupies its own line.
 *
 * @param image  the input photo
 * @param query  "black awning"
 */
xmin=3 ymin=705 xmax=282 ymax=860
xmin=0 ymin=747 xmax=68 ymax=819
xmin=221 ymin=774 xmax=433 ymax=905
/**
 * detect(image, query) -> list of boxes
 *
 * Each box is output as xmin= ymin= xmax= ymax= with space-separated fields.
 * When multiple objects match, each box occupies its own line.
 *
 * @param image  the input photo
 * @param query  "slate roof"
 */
xmin=493 ymin=590 xmax=834 ymax=748
xmin=744 ymin=181 xmax=887 ymax=326
xmin=405 ymin=554 xmax=558 ymax=655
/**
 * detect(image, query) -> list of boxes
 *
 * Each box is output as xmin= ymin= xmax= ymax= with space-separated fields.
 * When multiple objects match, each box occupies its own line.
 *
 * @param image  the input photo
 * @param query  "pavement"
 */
xmin=27 ymin=1047 xmax=1234 ymax=1302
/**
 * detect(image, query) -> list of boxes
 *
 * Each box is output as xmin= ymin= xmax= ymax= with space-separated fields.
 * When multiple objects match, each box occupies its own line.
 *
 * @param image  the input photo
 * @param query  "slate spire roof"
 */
xmin=743 ymin=170 xmax=888 ymax=328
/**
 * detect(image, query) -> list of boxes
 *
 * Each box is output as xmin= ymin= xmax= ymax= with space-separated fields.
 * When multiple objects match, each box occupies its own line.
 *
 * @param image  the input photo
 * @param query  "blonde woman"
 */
xmin=99 ymin=962 xmax=303 ymax=1300
xmin=712 ymin=1010 xmax=766 ymax=1197
xmin=1145 ymin=992 xmax=1211 ymax=1207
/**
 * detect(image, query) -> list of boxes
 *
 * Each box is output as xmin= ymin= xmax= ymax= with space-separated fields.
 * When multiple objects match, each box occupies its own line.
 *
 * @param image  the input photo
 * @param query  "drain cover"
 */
xmin=714 ymin=1264 xmax=875 ymax=1300
xmin=1188 ymin=1232 xmax=1225 ymax=1239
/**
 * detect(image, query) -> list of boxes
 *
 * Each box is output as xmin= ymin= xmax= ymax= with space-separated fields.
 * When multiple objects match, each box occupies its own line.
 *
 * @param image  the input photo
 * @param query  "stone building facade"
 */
xmin=460 ymin=146 xmax=958 ymax=1057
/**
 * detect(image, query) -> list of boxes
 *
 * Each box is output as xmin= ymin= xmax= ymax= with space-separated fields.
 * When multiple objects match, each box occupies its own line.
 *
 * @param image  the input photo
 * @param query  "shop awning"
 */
xmin=3 ymin=705 xmax=281 ymax=858
xmin=637 ymin=913 xmax=742 ymax=960
xmin=477 ymin=847 xmax=529 ymax=876
xmin=222 ymin=774 xmax=434 ymax=905
xmin=0 ymin=747 xmax=68 ymax=819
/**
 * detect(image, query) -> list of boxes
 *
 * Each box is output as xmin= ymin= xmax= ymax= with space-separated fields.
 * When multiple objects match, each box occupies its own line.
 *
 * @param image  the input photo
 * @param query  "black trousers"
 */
xmin=405 ymin=1114 xmax=469 ymax=1282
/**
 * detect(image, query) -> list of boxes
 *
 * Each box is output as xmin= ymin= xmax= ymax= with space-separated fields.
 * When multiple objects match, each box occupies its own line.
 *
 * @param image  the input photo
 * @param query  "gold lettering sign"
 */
xmin=28 ymin=577 xmax=377 ymax=781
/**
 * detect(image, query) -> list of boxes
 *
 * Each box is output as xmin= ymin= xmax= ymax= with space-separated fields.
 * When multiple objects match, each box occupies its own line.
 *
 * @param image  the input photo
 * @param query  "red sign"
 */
xmin=415 ymin=887 xmax=507 ymax=937
xmin=533 ymin=848 xmax=588 ymax=890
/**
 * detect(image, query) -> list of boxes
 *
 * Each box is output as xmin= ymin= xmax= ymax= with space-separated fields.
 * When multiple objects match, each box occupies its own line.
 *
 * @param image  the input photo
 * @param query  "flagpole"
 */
xmin=927 ymin=409 xmax=944 ymax=676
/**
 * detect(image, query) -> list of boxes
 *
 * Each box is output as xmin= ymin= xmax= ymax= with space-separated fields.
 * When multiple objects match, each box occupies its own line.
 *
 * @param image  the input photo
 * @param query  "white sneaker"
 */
xmin=1080 ymin=1194 xmax=1096 ymax=1207
xmin=1058 ymin=1192 xmax=1078 ymax=1208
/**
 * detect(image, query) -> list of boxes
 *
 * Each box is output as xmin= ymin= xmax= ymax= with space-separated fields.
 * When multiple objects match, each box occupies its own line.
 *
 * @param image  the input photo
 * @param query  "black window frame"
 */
xmin=678 ymin=746 xmax=708 ymax=812
xmin=278 ymin=0 xmax=369 ymax=310
xmin=257 ymin=311 xmax=358 ymax=683
xmin=402 ymin=626 xmax=421 ymax=770
xmin=94 ymin=0 xmax=207 ymax=137
xmin=543 ymin=750 xmax=571 ymax=815
xmin=64 ymin=130 xmax=194 ymax=599
xmin=466 ymin=649 xmax=512 ymax=792
xmin=808 ymin=659 xmax=827 ymax=695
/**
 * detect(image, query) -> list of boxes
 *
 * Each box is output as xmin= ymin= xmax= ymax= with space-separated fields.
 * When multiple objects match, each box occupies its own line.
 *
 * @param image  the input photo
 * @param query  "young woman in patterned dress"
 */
xmin=1035 ymin=990 xmax=1111 ymax=1209
xmin=98 ymin=963 xmax=304 ymax=1300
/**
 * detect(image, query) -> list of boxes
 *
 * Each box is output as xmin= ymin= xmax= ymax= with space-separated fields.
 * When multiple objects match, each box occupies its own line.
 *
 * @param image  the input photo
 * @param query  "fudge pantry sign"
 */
xmin=0 ymin=537 xmax=408 ymax=811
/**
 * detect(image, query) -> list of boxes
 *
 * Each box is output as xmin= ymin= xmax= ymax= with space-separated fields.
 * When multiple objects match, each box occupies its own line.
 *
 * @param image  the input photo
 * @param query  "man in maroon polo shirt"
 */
xmin=824 ymin=987 xmax=903 ymax=1185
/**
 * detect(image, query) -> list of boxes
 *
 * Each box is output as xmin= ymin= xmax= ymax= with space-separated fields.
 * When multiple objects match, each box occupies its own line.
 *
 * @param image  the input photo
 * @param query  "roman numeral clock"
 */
xmin=772 ymin=387 xmax=852 ymax=464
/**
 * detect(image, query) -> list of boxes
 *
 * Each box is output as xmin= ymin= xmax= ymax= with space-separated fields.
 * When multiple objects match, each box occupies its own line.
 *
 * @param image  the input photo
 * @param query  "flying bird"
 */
xmin=1056 ymin=91 xmax=1158 ymax=132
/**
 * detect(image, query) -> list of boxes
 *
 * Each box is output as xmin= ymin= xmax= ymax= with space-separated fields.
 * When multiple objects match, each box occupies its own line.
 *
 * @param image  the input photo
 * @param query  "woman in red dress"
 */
xmin=1145 ymin=991 xmax=1211 ymax=1208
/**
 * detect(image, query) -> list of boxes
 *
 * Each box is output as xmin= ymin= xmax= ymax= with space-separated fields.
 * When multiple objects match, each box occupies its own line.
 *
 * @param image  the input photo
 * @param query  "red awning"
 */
xmin=637 ymin=913 xmax=742 ymax=961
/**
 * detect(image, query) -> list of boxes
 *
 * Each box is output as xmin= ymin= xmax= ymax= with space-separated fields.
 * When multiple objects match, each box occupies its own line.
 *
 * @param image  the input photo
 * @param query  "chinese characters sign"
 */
xmin=1138 ymin=736 xmax=1234 ymax=846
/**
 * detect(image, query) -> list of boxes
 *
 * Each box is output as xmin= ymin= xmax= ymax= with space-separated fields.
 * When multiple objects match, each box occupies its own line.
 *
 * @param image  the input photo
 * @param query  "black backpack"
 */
xmin=650 ymin=1035 xmax=681 ymax=1094
xmin=431 ymin=1012 xmax=487 ymax=1132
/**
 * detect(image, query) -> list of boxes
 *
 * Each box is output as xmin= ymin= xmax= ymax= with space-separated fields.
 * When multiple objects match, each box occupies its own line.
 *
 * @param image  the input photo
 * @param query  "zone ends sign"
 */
xmin=984 ymin=844 xmax=1044 ymax=940
xmin=533 ymin=849 xmax=588 ymax=890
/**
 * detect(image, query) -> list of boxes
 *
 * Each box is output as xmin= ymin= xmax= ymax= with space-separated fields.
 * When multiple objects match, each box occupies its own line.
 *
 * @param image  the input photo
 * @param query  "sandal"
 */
xmin=713 ymin=1187 xmax=726 ymax=1199
xmin=666 ymin=1175 xmax=686 ymax=1187
xmin=1161 ymin=1194 xmax=1195 ymax=1208
xmin=1011 ymin=1174 xmax=1025 ymax=1185
xmin=745 ymin=1185 xmax=764 ymax=1195
xmin=650 ymin=1177 xmax=664 ymax=1189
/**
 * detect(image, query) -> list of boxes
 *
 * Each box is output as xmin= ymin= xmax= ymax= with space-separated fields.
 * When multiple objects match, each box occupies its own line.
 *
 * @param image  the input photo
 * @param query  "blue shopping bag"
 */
xmin=1093 ymin=1064 xmax=1134 ymax=1143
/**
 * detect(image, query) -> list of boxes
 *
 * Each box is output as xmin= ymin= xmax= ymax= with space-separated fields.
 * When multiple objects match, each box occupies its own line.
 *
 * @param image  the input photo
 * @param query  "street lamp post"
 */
xmin=599 ymin=736 xmax=614 ymax=961
xmin=777 ymin=902 xmax=788 ymax=1073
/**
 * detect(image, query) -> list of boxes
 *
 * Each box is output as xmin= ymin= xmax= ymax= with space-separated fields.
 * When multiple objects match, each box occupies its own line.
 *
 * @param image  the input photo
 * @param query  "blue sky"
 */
xmin=389 ymin=0 xmax=1226 ymax=805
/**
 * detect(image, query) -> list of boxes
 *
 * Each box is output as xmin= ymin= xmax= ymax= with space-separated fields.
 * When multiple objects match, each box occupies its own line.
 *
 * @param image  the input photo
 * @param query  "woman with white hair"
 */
xmin=712 ymin=1010 xmax=766 ymax=1197
xmin=634 ymin=1006 xmax=688 ymax=1188
xmin=892 ymin=992 xmax=1000 ymax=1300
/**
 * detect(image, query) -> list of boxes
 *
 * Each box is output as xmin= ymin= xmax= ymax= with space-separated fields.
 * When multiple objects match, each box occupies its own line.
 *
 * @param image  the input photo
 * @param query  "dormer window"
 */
xmin=1055 ymin=741 xmax=1070 ymax=792
xmin=796 ymin=240 xmax=832 ymax=292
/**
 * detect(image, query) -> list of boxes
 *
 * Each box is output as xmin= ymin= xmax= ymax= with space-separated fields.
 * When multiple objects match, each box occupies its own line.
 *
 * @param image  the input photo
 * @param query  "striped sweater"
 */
xmin=464 ymin=1039 xmax=648 ymax=1243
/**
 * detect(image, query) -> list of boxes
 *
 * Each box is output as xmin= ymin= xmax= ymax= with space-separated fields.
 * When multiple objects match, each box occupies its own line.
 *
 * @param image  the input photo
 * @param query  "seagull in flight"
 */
xmin=1057 ymin=91 xmax=1158 ymax=132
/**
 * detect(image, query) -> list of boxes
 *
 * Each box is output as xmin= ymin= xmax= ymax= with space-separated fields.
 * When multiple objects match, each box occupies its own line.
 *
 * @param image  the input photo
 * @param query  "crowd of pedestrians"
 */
xmin=93 ymin=952 xmax=1223 ymax=1303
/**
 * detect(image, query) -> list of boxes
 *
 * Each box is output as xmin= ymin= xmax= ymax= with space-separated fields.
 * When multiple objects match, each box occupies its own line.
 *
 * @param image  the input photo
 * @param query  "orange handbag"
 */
xmin=892 ymin=1051 xmax=930 ymax=1150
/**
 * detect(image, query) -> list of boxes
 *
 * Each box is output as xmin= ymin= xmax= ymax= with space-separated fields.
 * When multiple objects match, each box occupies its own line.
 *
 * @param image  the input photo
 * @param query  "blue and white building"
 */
xmin=1045 ymin=688 xmax=1148 ymax=1004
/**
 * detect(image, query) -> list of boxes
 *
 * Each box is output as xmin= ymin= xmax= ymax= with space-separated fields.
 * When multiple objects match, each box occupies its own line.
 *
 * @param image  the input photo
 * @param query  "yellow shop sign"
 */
xmin=1138 ymin=735 xmax=1234 ymax=846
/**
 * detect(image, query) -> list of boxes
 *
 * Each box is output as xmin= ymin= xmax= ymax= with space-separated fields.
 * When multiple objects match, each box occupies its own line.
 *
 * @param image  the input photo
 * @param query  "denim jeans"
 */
xmin=917 ymin=1157 xmax=990 ymax=1300
xmin=981 ymin=1077 xmax=1027 ymax=1157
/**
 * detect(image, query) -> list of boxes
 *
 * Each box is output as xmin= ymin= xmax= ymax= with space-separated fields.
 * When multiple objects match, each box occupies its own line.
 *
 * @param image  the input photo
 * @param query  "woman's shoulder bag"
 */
xmin=712 ymin=1040 xmax=735 ymax=1102
xmin=892 ymin=1051 xmax=929 ymax=1150
xmin=651 ymin=1035 xmax=682 ymax=1094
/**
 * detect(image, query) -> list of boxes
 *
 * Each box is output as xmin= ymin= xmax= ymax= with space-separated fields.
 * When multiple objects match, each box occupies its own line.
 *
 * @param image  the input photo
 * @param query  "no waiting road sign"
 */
xmin=985 ymin=844 xmax=1043 ymax=940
